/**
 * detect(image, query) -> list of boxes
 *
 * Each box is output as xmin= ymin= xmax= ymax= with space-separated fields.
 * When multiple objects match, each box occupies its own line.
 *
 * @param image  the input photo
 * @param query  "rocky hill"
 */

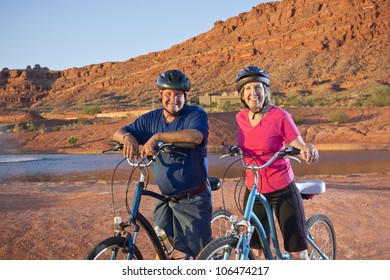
xmin=0 ymin=0 xmax=389 ymax=112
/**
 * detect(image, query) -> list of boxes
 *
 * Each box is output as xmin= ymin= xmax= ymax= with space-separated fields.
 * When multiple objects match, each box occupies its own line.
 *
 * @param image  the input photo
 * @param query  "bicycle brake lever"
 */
xmin=287 ymin=155 xmax=301 ymax=163
xmin=103 ymin=141 xmax=123 ymax=153
xmin=147 ymin=155 xmax=156 ymax=162
xmin=102 ymin=148 xmax=113 ymax=153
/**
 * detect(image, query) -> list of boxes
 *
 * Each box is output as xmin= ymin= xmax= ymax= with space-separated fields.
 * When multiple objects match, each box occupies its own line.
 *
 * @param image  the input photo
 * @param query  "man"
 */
xmin=112 ymin=69 xmax=211 ymax=258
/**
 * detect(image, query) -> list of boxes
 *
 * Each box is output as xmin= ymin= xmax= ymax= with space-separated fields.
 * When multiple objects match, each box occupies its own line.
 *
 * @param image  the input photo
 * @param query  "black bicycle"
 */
xmin=84 ymin=141 xmax=231 ymax=260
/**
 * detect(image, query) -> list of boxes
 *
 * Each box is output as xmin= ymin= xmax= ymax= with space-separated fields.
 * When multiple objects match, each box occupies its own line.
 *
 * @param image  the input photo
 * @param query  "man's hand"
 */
xmin=122 ymin=134 xmax=140 ymax=159
xmin=140 ymin=135 xmax=159 ymax=158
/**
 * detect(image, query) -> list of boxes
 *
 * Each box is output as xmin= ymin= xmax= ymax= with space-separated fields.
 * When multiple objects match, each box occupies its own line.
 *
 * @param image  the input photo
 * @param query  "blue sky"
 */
xmin=0 ymin=0 xmax=270 ymax=71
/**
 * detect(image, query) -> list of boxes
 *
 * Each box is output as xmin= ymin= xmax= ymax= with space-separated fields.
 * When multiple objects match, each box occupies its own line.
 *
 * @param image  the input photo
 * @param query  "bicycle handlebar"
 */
xmin=103 ymin=140 xmax=196 ymax=153
xmin=221 ymin=145 xmax=302 ymax=170
xmin=102 ymin=140 xmax=197 ymax=167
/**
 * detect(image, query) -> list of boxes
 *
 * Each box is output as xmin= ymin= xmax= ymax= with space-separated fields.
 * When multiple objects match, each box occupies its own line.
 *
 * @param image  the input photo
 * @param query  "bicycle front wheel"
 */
xmin=196 ymin=236 xmax=255 ymax=260
xmin=84 ymin=236 xmax=143 ymax=260
xmin=306 ymin=214 xmax=336 ymax=260
xmin=211 ymin=209 xmax=232 ymax=239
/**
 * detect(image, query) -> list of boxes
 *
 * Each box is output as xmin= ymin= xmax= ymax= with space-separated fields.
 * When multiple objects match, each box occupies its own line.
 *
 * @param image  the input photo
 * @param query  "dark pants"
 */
xmin=243 ymin=181 xmax=308 ymax=252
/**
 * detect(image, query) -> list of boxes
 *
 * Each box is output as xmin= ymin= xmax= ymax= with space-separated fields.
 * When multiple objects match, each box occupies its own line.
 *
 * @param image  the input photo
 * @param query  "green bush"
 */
xmin=366 ymin=86 xmax=390 ymax=107
xmin=293 ymin=114 xmax=305 ymax=124
xmin=68 ymin=136 xmax=78 ymax=147
xmin=80 ymin=104 xmax=101 ymax=115
xmin=327 ymin=110 xmax=350 ymax=124
xmin=25 ymin=123 xmax=36 ymax=131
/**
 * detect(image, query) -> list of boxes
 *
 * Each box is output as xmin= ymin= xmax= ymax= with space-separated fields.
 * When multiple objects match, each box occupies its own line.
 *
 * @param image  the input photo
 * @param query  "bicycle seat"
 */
xmin=207 ymin=177 xmax=221 ymax=191
xmin=296 ymin=180 xmax=326 ymax=195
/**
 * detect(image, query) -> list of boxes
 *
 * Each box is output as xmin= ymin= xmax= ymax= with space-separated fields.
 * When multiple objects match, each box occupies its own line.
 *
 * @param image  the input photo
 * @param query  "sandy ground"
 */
xmin=0 ymin=171 xmax=389 ymax=260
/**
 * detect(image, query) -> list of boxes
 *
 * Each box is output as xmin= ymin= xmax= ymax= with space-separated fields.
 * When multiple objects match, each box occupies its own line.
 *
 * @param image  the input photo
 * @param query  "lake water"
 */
xmin=0 ymin=150 xmax=389 ymax=183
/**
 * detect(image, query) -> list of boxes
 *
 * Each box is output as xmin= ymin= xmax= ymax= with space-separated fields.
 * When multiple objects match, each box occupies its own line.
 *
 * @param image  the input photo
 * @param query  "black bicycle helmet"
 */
xmin=156 ymin=69 xmax=191 ymax=91
xmin=235 ymin=65 xmax=270 ymax=92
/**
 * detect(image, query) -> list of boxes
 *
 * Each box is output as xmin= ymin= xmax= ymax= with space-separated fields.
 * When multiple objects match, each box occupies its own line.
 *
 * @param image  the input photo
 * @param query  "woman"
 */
xmin=234 ymin=65 xmax=319 ymax=260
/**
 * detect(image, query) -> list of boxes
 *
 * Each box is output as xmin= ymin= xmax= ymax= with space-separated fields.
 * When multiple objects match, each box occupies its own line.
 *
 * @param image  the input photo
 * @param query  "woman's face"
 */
xmin=242 ymin=82 xmax=267 ymax=110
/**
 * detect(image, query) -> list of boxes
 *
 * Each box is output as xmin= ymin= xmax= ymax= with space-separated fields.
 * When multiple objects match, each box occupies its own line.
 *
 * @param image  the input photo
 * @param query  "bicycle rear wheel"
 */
xmin=84 ymin=236 xmax=143 ymax=260
xmin=306 ymin=214 xmax=336 ymax=260
xmin=211 ymin=209 xmax=232 ymax=239
xmin=196 ymin=236 xmax=255 ymax=260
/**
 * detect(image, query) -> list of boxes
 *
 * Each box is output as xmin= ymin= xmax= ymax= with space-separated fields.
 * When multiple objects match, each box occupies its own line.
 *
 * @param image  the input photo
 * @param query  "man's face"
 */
xmin=159 ymin=89 xmax=186 ymax=114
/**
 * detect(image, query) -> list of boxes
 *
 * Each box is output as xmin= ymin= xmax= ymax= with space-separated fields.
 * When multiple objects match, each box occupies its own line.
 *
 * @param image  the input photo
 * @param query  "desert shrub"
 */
xmin=78 ymin=118 xmax=93 ymax=125
xmin=272 ymin=95 xmax=285 ymax=106
xmin=13 ymin=124 xmax=21 ymax=132
xmin=68 ymin=136 xmax=78 ymax=147
xmin=80 ymin=104 xmax=101 ymax=115
xmin=38 ymin=124 xmax=46 ymax=133
xmin=25 ymin=123 xmax=36 ymax=131
xmin=287 ymin=94 xmax=306 ymax=107
xmin=293 ymin=114 xmax=305 ymax=124
xmin=365 ymin=86 xmax=390 ymax=107
xmin=62 ymin=123 xmax=77 ymax=131
xmin=327 ymin=110 xmax=350 ymax=124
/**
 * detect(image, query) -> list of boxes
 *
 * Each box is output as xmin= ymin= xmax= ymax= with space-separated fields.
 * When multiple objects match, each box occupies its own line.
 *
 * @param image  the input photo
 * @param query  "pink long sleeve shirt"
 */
xmin=236 ymin=106 xmax=300 ymax=194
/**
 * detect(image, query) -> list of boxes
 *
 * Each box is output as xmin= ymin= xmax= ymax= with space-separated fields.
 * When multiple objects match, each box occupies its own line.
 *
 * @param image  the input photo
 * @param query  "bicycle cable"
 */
xmin=110 ymin=157 xmax=130 ymax=219
xmin=125 ymin=157 xmax=150 ymax=218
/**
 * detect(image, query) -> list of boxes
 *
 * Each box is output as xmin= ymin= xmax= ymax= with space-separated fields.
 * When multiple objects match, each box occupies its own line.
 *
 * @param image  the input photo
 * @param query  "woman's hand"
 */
xmin=289 ymin=136 xmax=319 ymax=164
xmin=300 ymin=143 xmax=319 ymax=164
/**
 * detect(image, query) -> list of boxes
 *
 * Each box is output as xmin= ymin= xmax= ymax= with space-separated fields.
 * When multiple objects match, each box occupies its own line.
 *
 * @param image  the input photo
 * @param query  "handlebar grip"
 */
xmin=285 ymin=146 xmax=301 ymax=155
xmin=230 ymin=145 xmax=241 ymax=155
xmin=172 ymin=142 xmax=197 ymax=149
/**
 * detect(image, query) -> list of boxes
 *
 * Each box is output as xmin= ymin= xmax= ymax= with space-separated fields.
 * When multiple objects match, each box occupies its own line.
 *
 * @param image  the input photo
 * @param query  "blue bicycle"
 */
xmin=196 ymin=146 xmax=336 ymax=260
xmin=84 ymin=141 xmax=226 ymax=260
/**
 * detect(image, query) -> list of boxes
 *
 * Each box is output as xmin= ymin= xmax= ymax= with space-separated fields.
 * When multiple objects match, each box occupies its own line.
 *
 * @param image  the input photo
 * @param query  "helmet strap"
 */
xmin=250 ymin=109 xmax=261 ymax=120
xmin=249 ymin=104 xmax=272 ymax=119
xmin=163 ymin=103 xmax=186 ymax=118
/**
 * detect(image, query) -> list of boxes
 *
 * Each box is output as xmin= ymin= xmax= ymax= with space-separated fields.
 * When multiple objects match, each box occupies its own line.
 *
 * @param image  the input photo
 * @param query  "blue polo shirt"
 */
xmin=122 ymin=105 xmax=209 ymax=196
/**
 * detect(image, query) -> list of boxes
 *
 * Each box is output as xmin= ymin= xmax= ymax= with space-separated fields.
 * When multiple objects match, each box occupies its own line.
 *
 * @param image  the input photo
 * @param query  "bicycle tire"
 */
xmin=84 ymin=212 xmax=166 ymax=260
xmin=136 ymin=212 xmax=167 ymax=259
xmin=196 ymin=236 xmax=255 ymax=260
xmin=84 ymin=236 xmax=143 ymax=260
xmin=306 ymin=214 xmax=336 ymax=260
xmin=211 ymin=209 xmax=232 ymax=239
